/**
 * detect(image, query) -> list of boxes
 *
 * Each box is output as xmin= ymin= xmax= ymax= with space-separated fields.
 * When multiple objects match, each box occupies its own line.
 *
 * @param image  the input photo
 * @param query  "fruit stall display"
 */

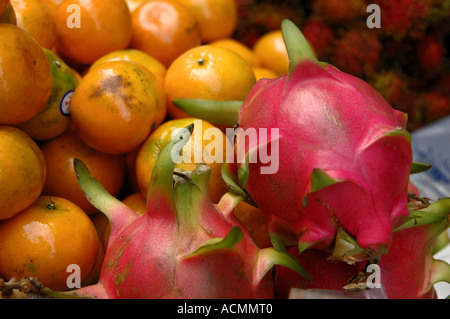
xmin=0 ymin=0 xmax=449 ymax=300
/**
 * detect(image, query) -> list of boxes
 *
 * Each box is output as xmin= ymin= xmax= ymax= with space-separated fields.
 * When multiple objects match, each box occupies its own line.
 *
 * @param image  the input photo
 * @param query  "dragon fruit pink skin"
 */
xmin=44 ymin=125 xmax=307 ymax=299
xmin=234 ymin=47 xmax=412 ymax=255
xmin=274 ymin=198 xmax=450 ymax=299
xmin=378 ymin=199 xmax=450 ymax=299
xmin=174 ymin=19 xmax=413 ymax=258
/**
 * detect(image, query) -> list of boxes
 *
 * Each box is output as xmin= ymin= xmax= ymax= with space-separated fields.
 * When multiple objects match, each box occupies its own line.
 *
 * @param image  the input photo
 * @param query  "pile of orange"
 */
xmin=0 ymin=0 xmax=288 ymax=296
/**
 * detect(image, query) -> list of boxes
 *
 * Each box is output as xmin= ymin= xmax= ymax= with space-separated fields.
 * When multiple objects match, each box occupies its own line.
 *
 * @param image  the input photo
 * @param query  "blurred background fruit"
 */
xmin=233 ymin=0 xmax=449 ymax=131
xmin=175 ymin=0 xmax=238 ymax=42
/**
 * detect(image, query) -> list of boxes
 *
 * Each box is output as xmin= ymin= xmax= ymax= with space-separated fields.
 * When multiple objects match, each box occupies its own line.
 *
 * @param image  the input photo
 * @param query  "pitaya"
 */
xmin=275 ymin=197 xmax=450 ymax=299
xmin=378 ymin=198 xmax=450 ymax=298
xmin=42 ymin=124 xmax=308 ymax=299
xmin=174 ymin=20 xmax=414 ymax=258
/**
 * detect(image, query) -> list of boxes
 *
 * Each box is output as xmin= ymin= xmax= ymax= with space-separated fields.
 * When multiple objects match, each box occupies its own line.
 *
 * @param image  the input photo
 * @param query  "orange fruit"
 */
xmin=10 ymin=0 xmax=57 ymax=49
xmin=164 ymin=44 xmax=256 ymax=119
xmin=0 ymin=2 xmax=16 ymax=24
xmin=71 ymin=60 xmax=167 ymax=155
xmin=252 ymin=66 xmax=278 ymax=81
xmin=90 ymin=49 xmax=167 ymax=88
xmin=175 ymin=0 xmax=238 ymax=42
xmin=0 ymin=126 xmax=46 ymax=221
xmin=0 ymin=0 xmax=9 ymax=14
xmin=135 ymin=118 xmax=228 ymax=204
xmin=16 ymin=48 xmax=79 ymax=141
xmin=253 ymin=29 xmax=289 ymax=76
xmin=0 ymin=23 xmax=52 ymax=125
xmin=130 ymin=0 xmax=202 ymax=67
xmin=210 ymin=38 xmax=260 ymax=67
xmin=39 ymin=130 xmax=126 ymax=215
xmin=233 ymin=201 xmax=271 ymax=249
xmin=81 ymin=239 xmax=104 ymax=286
xmin=38 ymin=0 xmax=64 ymax=16
xmin=53 ymin=0 xmax=132 ymax=65
xmin=0 ymin=196 xmax=101 ymax=291
xmin=90 ymin=212 xmax=110 ymax=252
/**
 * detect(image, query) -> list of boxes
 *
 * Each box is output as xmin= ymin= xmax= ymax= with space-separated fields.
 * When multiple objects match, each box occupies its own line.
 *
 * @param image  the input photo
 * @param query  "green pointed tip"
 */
xmin=221 ymin=162 xmax=253 ymax=201
xmin=410 ymin=161 xmax=432 ymax=175
xmin=188 ymin=226 xmax=244 ymax=258
xmin=72 ymin=158 xmax=116 ymax=215
xmin=172 ymin=99 xmax=242 ymax=127
xmin=382 ymin=128 xmax=412 ymax=143
xmin=281 ymin=19 xmax=320 ymax=72
xmin=237 ymin=157 xmax=250 ymax=188
xmin=73 ymin=158 xmax=138 ymax=238
xmin=330 ymin=228 xmax=380 ymax=265
xmin=430 ymin=259 xmax=450 ymax=286
xmin=257 ymin=247 xmax=311 ymax=282
xmin=395 ymin=197 xmax=450 ymax=232
xmin=147 ymin=124 xmax=193 ymax=202
xmin=310 ymin=168 xmax=339 ymax=192
xmin=298 ymin=240 xmax=314 ymax=255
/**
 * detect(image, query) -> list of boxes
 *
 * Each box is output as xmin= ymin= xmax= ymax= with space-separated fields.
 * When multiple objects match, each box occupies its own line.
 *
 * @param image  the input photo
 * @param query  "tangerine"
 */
xmin=16 ymin=48 xmax=79 ymax=141
xmin=90 ymin=49 xmax=167 ymax=88
xmin=233 ymin=201 xmax=271 ymax=248
xmin=71 ymin=60 xmax=167 ymax=154
xmin=175 ymin=0 xmax=238 ymax=42
xmin=252 ymin=66 xmax=278 ymax=81
xmin=164 ymin=45 xmax=256 ymax=119
xmin=0 ymin=126 xmax=46 ymax=220
xmin=53 ymin=0 xmax=132 ymax=65
xmin=39 ymin=130 xmax=126 ymax=215
xmin=210 ymin=38 xmax=260 ymax=67
xmin=0 ymin=196 xmax=100 ymax=291
xmin=253 ymin=29 xmax=289 ymax=76
xmin=10 ymin=0 xmax=57 ymax=49
xmin=0 ymin=23 xmax=52 ymax=125
xmin=130 ymin=0 xmax=202 ymax=67
xmin=135 ymin=118 xmax=228 ymax=204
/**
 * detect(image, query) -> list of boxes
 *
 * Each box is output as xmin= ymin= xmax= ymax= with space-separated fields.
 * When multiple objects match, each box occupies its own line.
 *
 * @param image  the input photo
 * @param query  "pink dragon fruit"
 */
xmin=378 ymin=198 xmax=450 ymax=299
xmin=175 ymin=20 xmax=413 ymax=257
xmin=43 ymin=124 xmax=308 ymax=299
xmin=274 ymin=247 xmax=365 ymax=299
xmin=274 ymin=197 xmax=450 ymax=299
